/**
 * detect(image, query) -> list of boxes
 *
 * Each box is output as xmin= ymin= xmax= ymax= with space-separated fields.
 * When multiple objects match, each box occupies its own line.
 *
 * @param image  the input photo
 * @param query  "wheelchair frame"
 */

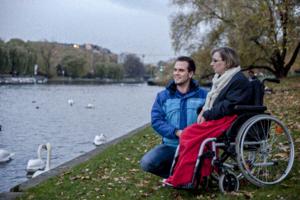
xmin=168 ymin=79 xmax=295 ymax=192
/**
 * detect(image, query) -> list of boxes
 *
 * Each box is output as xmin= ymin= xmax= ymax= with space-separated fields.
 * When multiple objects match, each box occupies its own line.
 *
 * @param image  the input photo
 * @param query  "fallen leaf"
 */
xmin=129 ymin=168 xmax=139 ymax=172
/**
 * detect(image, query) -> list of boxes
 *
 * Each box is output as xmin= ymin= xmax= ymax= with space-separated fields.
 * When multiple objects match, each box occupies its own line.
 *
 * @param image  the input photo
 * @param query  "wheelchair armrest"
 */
xmin=234 ymin=105 xmax=267 ymax=112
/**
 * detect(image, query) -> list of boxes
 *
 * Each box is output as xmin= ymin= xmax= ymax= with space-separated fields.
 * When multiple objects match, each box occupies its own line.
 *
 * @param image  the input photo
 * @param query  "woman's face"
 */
xmin=210 ymin=52 xmax=227 ymax=75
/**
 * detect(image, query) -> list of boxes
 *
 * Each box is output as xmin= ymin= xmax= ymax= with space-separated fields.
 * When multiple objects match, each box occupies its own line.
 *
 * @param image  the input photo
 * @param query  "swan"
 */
xmin=86 ymin=103 xmax=94 ymax=109
xmin=26 ymin=144 xmax=46 ymax=173
xmin=0 ymin=149 xmax=14 ymax=163
xmin=93 ymin=134 xmax=107 ymax=146
xmin=68 ymin=99 xmax=74 ymax=106
xmin=32 ymin=143 xmax=51 ymax=178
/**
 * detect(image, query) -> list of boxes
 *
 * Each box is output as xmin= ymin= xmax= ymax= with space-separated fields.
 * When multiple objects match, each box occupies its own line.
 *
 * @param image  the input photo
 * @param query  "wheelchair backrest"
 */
xmin=224 ymin=78 xmax=279 ymax=141
xmin=225 ymin=79 xmax=266 ymax=140
xmin=249 ymin=79 xmax=264 ymax=106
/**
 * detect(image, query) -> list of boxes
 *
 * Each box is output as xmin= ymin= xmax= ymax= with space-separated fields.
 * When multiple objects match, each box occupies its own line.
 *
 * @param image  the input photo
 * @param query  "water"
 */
xmin=0 ymin=83 xmax=162 ymax=192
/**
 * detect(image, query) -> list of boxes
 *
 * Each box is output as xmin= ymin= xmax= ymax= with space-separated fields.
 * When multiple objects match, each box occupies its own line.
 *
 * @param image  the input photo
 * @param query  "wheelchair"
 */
xmin=169 ymin=78 xmax=295 ymax=192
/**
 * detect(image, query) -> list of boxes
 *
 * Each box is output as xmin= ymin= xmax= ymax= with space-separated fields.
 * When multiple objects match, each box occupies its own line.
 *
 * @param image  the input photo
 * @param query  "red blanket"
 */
xmin=165 ymin=115 xmax=237 ymax=187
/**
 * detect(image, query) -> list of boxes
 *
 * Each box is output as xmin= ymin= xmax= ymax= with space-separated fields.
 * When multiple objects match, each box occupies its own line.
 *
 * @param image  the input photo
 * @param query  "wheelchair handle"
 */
xmin=262 ymin=78 xmax=280 ymax=84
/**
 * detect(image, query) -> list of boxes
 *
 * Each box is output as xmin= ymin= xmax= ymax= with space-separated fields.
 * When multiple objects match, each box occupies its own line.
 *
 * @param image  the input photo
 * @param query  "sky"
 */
xmin=0 ymin=0 xmax=178 ymax=64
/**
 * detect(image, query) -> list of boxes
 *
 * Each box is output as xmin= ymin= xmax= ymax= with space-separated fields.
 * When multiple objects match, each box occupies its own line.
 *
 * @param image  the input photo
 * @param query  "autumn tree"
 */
xmin=123 ymin=54 xmax=145 ymax=78
xmin=171 ymin=0 xmax=300 ymax=78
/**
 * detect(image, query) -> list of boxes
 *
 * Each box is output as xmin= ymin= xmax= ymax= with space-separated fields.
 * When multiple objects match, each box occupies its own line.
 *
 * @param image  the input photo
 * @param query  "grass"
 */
xmin=19 ymin=76 xmax=300 ymax=200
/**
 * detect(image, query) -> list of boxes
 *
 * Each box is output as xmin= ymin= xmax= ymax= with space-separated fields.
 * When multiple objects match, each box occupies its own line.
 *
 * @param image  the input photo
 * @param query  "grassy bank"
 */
xmin=19 ymin=77 xmax=300 ymax=200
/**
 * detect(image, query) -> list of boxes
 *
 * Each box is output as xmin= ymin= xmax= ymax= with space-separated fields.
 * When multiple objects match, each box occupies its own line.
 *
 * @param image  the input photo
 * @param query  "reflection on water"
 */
xmin=0 ymin=83 xmax=161 ymax=192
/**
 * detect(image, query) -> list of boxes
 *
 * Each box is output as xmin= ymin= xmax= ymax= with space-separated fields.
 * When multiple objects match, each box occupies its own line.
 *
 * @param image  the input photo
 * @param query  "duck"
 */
xmin=68 ymin=99 xmax=74 ymax=106
xmin=26 ymin=144 xmax=46 ymax=173
xmin=93 ymin=134 xmax=107 ymax=146
xmin=32 ymin=143 xmax=52 ymax=178
xmin=0 ymin=149 xmax=14 ymax=163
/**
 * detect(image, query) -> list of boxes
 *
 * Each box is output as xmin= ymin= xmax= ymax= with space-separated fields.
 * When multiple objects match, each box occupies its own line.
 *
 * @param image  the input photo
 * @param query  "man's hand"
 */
xmin=175 ymin=130 xmax=182 ymax=137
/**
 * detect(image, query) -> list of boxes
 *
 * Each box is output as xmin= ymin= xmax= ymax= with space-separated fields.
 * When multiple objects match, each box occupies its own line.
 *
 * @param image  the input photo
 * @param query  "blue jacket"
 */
xmin=203 ymin=71 xmax=251 ymax=121
xmin=151 ymin=80 xmax=208 ymax=147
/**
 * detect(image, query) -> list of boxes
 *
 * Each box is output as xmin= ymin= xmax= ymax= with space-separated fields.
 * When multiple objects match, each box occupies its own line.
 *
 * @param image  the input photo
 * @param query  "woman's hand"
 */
xmin=197 ymin=109 xmax=203 ymax=124
xmin=199 ymin=116 xmax=206 ymax=124
xmin=197 ymin=109 xmax=206 ymax=124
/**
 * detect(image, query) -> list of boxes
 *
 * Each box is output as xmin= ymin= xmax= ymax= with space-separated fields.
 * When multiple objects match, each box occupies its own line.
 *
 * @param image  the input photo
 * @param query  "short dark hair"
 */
xmin=211 ymin=47 xmax=240 ymax=69
xmin=176 ymin=56 xmax=196 ymax=72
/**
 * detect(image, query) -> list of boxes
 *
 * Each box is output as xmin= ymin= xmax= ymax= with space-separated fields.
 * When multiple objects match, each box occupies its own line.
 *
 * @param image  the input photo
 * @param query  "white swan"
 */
xmin=93 ymin=134 xmax=107 ymax=146
xmin=68 ymin=99 xmax=74 ymax=106
xmin=26 ymin=144 xmax=46 ymax=173
xmin=0 ymin=149 xmax=14 ymax=163
xmin=32 ymin=143 xmax=51 ymax=178
xmin=86 ymin=103 xmax=94 ymax=109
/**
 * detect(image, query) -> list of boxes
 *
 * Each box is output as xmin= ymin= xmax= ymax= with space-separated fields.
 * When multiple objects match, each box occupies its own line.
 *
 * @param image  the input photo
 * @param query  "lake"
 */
xmin=0 ymin=83 xmax=162 ymax=192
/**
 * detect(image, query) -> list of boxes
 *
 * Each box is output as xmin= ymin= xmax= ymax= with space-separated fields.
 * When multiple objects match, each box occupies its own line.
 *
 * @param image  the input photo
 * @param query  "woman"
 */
xmin=164 ymin=47 xmax=251 ymax=188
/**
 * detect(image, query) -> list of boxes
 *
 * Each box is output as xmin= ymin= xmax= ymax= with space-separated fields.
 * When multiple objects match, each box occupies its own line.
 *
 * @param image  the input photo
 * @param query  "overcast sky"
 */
xmin=0 ymin=0 xmax=178 ymax=63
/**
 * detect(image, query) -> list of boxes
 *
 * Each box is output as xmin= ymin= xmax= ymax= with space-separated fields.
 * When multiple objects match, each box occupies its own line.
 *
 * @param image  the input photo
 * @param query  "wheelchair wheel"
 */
xmin=218 ymin=171 xmax=239 ymax=193
xmin=236 ymin=114 xmax=295 ymax=187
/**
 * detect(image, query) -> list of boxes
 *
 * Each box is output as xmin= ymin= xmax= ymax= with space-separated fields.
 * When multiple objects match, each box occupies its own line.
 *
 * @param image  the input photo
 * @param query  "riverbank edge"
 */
xmin=0 ymin=123 xmax=150 ymax=200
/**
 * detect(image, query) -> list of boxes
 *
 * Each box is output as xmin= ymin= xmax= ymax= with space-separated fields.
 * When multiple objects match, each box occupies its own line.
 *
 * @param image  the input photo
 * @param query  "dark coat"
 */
xmin=202 ymin=71 xmax=251 ymax=121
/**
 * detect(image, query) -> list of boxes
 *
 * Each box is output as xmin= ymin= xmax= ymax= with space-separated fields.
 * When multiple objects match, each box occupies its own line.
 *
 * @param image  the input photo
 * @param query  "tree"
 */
xmin=40 ymin=41 xmax=56 ymax=78
xmin=106 ymin=63 xmax=124 ymax=80
xmin=94 ymin=62 xmax=124 ymax=79
xmin=5 ymin=39 xmax=38 ymax=76
xmin=0 ymin=40 xmax=10 ymax=74
xmin=6 ymin=39 xmax=24 ymax=75
xmin=23 ymin=44 xmax=37 ymax=75
xmin=94 ymin=62 xmax=107 ymax=78
xmin=61 ymin=55 xmax=87 ymax=78
xmin=123 ymin=54 xmax=145 ymax=78
xmin=171 ymin=0 xmax=300 ymax=78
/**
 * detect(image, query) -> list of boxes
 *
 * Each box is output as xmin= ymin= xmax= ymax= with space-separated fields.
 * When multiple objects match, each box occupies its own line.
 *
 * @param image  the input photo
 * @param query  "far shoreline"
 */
xmin=0 ymin=75 xmax=146 ymax=85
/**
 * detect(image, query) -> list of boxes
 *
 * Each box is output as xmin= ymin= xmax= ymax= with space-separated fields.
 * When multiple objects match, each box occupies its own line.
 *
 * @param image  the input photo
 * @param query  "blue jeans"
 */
xmin=140 ymin=144 xmax=177 ymax=178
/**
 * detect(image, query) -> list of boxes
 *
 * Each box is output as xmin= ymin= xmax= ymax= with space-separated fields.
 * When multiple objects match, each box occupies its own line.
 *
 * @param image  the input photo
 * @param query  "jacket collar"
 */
xmin=166 ymin=79 xmax=199 ymax=94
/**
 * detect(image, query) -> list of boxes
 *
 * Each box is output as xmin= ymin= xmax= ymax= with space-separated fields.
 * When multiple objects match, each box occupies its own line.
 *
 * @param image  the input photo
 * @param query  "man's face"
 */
xmin=173 ymin=61 xmax=193 ymax=85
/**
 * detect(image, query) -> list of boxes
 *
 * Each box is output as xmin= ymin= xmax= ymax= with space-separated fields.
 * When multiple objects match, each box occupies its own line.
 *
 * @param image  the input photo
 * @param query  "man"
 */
xmin=140 ymin=56 xmax=208 ymax=178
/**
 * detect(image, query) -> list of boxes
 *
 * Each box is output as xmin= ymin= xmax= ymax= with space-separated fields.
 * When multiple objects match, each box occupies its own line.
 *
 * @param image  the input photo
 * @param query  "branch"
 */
xmin=251 ymin=56 xmax=271 ymax=65
xmin=266 ymin=0 xmax=278 ymax=45
xmin=250 ymin=36 xmax=269 ymax=55
xmin=285 ymin=41 xmax=300 ymax=70
xmin=279 ymin=1 xmax=289 ymax=59
xmin=242 ymin=65 xmax=276 ymax=75
xmin=200 ymin=3 xmax=236 ymax=27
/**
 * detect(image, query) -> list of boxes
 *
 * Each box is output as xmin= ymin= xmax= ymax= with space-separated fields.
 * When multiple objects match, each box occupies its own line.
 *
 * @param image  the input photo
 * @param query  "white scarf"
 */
xmin=203 ymin=66 xmax=241 ymax=111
